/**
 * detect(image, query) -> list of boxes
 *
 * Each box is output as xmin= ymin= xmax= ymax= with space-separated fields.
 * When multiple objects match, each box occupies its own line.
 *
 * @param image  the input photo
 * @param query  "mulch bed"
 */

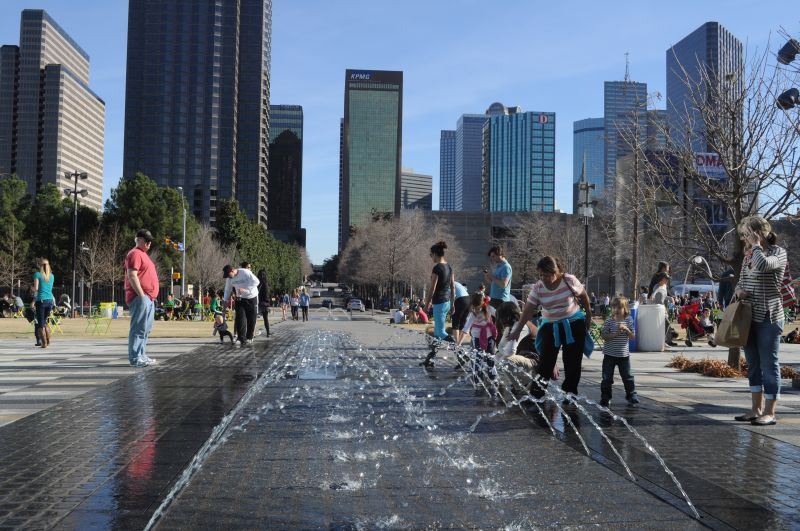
xmin=668 ymin=355 xmax=799 ymax=379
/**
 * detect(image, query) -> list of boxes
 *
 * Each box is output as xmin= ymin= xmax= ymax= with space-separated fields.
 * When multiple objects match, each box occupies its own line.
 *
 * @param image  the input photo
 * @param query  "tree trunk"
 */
xmin=727 ymin=347 xmax=740 ymax=369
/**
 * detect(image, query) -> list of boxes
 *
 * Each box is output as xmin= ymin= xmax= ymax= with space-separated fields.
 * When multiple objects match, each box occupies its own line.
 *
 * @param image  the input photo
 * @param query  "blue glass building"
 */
xmin=482 ymin=110 xmax=555 ymax=212
xmin=572 ymin=118 xmax=604 ymax=212
xmin=456 ymin=114 xmax=488 ymax=211
xmin=439 ymin=130 xmax=456 ymax=211
xmin=604 ymin=81 xmax=648 ymax=195
xmin=666 ymin=21 xmax=743 ymax=152
xmin=268 ymin=104 xmax=304 ymax=245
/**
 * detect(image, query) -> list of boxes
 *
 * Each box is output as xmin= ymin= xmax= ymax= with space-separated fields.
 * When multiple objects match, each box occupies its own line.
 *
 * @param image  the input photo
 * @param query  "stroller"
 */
xmin=677 ymin=301 xmax=716 ymax=347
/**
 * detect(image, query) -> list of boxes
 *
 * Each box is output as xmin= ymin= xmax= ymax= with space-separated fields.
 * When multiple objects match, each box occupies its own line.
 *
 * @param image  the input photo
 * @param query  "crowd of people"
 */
xmin=406 ymin=215 xmax=793 ymax=426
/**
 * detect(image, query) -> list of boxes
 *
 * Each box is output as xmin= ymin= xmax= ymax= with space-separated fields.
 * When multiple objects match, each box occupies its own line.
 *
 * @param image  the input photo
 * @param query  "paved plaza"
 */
xmin=0 ymin=316 xmax=798 ymax=529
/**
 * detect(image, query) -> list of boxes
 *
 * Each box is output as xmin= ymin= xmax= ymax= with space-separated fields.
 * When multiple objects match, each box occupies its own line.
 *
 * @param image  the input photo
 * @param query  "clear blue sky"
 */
xmin=0 ymin=1 xmax=787 ymax=263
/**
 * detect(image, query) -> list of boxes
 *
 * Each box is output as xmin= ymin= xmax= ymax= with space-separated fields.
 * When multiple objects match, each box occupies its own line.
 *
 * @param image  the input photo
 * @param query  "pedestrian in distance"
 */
xmin=299 ymin=288 xmax=310 ymax=322
xmin=223 ymin=263 xmax=260 ymax=346
xmin=125 ymin=230 xmax=159 ymax=367
xmin=599 ymin=296 xmax=638 ymax=407
xmin=734 ymin=215 xmax=787 ymax=426
xmin=32 ymin=258 xmax=55 ymax=349
xmin=257 ymin=269 xmax=271 ymax=336
xmin=290 ymin=289 xmax=300 ymax=320
xmin=280 ymin=291 xmax=289 ymax=321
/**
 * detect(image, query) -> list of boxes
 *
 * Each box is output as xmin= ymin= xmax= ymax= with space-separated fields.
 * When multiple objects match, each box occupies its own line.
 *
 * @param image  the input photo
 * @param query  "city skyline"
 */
xmin=0 ymin=0 xmax=784 ymax=262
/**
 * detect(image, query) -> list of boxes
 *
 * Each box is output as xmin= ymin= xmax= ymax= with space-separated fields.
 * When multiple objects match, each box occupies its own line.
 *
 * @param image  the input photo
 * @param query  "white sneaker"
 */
xmin=133 ymin=357 xmax=156 ymax=367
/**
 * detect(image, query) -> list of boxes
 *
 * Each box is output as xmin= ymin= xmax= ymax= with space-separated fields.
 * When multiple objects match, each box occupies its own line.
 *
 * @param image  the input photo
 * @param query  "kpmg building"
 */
xmin=268 ymin=104 xmax=304 ymax=246
xmin=0 ymin=10 xmax=105 ymax=211
xmin=339 ymin=69 xmax=403 ymax=250
xmin=123 ymin=0 xmax=272 ymax=225
xmin=482 ymin=106 xmax=555 ymax=212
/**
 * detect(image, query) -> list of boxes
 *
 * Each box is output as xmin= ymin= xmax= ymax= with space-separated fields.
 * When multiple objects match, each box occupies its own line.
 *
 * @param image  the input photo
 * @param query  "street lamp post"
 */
xmin=63 ymin=171 xmax=88 ymax=316
xmin=576 ymin=156 xmax=597 ymax=284
xmin=177 ymin=186 xmax=186 ymax=296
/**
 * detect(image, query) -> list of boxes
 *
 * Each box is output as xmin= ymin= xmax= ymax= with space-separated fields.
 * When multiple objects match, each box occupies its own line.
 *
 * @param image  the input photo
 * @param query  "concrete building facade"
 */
xmin=400 ymin=168 xmax=432 ymax=211
xmin=0 ymin=10 xmax=105 ymax=210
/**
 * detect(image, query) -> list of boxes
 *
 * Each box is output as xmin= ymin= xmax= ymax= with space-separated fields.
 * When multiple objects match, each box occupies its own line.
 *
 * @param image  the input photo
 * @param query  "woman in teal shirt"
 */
xmin=33 ymin=258 xmax=55 ymax=348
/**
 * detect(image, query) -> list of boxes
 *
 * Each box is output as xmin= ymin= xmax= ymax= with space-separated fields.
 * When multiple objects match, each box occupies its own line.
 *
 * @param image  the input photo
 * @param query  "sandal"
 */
xmin=751 ymin=416 xmax=777 ymax=426
xmin=734 ymin=413 xmax=758 ymax=422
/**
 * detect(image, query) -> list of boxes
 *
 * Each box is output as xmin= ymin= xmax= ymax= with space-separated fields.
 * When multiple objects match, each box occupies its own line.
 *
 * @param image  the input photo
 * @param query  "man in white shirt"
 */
xmin=223 ymin=264 xmax=260 ymax=346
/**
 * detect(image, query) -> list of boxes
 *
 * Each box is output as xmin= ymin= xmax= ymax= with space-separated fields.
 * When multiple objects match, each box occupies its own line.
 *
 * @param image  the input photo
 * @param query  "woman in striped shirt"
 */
xmin=734 ymin=216 xmax=787 ymax=427
xmin=508 ymin=256 xmax=592 ymax=399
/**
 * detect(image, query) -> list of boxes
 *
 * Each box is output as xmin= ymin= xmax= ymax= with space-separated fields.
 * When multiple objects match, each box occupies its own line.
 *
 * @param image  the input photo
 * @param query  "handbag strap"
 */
xmin=563 ymin=274 xmax=587 ymax=314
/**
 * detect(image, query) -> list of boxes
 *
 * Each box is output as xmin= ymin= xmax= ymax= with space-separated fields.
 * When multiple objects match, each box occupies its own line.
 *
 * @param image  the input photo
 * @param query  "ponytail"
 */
xmin=766 ymin=231 xmax=777 ymax=246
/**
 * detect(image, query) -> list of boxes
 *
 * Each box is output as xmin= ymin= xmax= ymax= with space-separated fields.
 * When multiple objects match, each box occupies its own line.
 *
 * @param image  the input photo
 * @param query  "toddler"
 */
xmin=599 ymin=296 xmax=638 ymax=406
xmin=462 ymin=292 xmax=499 ymax=382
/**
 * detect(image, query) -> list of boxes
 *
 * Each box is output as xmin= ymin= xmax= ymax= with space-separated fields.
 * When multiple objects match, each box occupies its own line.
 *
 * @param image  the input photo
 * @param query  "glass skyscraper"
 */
xmin=456 ymin=114 xmax=488 ymax=211
xmin=666 ymin=21 xmax=743 ymax=152
xmin=572 ymin=118 xmax=604 ymax=212
xmin=268 ymin=104 xmax=303 ymax=245
xmin=123 ymin=0 xmax=272 ymax=225
xmin=439 ymin=130 xmax=456 ymax=211
xmin=339 ymin=69 xmax=402 ymax=250
xmin=604 ymin=81 xmax=648 ymax=194
xmin=0 ymin=10 xmax=105 ymax=211
xmin=482 ymin=109 xmax=556 ymax=212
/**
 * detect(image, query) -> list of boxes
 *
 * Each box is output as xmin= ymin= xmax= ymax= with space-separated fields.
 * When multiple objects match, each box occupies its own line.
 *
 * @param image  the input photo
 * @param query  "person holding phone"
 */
xmin=734 ymin=216 xmax=786 ymax=426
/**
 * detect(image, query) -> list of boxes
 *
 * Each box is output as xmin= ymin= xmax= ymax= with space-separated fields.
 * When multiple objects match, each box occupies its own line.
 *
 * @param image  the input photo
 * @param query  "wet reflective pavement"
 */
xmin=0 ymin=320 xmax=798 ymax=529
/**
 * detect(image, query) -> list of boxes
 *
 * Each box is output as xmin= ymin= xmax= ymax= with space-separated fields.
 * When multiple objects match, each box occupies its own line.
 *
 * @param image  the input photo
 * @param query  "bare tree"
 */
xmin=0 ymin=222 xmax=29 ymax=297
xmin=298 ymin=246 xmax=314 ymax=281
xmin=618 ymin=41 xmax=800 ymax=366
xmin=187 ymin=224 xmax=232 ymax=302
xmin=339 ymin=210 xmax=464 ymax=300
xmin=79 ymin=227 xmax=106 ymax=309
xmin=101 ymin=223 xmax=128 ymax=302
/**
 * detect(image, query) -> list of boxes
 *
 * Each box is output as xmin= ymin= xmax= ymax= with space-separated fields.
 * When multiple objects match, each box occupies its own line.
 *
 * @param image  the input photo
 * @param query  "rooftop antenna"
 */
xmin=624 ymin=52 xmax=630 ymax=82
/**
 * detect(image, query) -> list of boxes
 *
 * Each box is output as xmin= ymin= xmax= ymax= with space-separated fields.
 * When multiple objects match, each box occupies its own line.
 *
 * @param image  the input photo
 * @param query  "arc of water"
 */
xmin=577 ymin=396 xmax=700 ymax=519
xmin=497 ymin=365 xmax=556 ymax=437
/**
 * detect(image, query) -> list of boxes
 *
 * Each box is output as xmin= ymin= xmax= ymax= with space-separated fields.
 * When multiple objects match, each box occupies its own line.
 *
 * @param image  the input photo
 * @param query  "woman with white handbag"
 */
xmin=734 ymin=216 xmax=787 ymax=426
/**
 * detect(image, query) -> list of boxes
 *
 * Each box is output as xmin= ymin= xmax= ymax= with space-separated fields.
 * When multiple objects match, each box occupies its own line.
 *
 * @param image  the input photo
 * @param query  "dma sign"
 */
xmin=694 ymin=152 xmax=727 ymax=180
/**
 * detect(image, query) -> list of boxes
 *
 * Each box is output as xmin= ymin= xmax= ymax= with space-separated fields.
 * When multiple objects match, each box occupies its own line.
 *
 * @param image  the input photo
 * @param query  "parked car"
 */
xmin=321 ymin=299 xmax=333 ymax=308
xmin=347 ymin=298 xmax=365 ymax=312
xmin=312 ymin=290 xmax=322 ymax=298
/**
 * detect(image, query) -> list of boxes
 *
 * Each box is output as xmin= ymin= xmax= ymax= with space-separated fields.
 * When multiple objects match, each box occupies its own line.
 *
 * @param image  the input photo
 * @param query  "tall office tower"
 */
xmin=339 ymin=69 xmax=402 ymax=250
xmin=456 ymin=114 xmax=488 ymax=211
xmin=572 ymin=118 xmax=605 ymax=213
xmin=400 ymin=168 xmax=432 ymax=210
xmin=604 ymin=80 xmax=648 ymax=194
xmin=268 ymin=104 xmax=304 ymax=245
xmin=646 ymin=109 xmax=668 ymax=150
xmin=667 ymin=21 xmax=743 ymax=152
xmin=439 ymin=130 xmax=456 ymax=211
xmin=123 ymin=0 xmax=272 ymax=225
xmin=0 ymin=10 xmax=105 ymax=210
xmin=482 ymin=109 xmax=556 ymax=212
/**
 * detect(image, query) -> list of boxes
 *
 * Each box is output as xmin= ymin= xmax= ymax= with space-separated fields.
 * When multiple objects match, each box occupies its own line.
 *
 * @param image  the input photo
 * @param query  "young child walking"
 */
xmin=212 ymin=290 xmax=234 ymax=344
xmin=462 ymin=292 xmax=499 ymax=383
xmin=600 ymin=296 xmax=638 ymax=407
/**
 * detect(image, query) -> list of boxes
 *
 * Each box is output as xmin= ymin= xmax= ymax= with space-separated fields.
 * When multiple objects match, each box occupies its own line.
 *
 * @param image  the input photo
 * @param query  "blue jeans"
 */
xmin=35 ymin=299 xmax=53 ymax=328
xmin=128 ymin=296 xmax=155 ymax=365
xmin=432 ymin=301 xmax=450 ymax=338
xmin=744 ymin=319 xmax=783 ymax=400
xmin=601 ymin=355 xmax=636 ymax=400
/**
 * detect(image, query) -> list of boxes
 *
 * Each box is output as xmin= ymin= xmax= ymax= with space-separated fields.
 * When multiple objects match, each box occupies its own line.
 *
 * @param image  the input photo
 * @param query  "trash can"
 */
xmin=637 ymin=304 xmax=666 ymax=352
xmin=99 ymin=302 xmax=116 ymax=319
xmin=629 ymin=302 xmax=639 ymax=352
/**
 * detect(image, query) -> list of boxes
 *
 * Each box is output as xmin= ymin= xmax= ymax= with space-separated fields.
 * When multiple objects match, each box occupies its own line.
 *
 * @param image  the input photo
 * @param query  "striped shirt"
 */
xmin=602 ymin=317 xmax=634 ymax=357
xmin=736 ymin=244 xmax=787 ymax=323
xmin=527 ymin=274 xmax=584 ymax=320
